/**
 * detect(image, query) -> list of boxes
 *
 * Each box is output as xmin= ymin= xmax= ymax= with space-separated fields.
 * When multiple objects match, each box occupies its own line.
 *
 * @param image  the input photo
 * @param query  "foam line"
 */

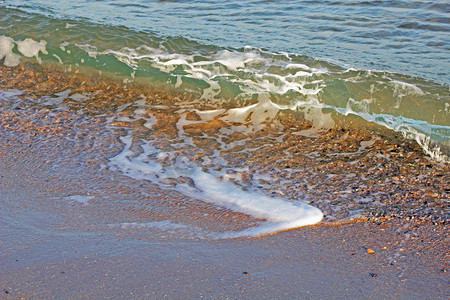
xmin=108 ymin=134 xmax=323 ymax=238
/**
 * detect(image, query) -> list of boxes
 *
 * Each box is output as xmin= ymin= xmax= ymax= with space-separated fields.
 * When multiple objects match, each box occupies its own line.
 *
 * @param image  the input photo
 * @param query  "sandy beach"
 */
xmin=2 ymin=0 xmax=450 ymax=295
xmin=1 ymin=137 xmax=448 ymax=299
xmin=1 ymin=75 xmax=448 ymax=298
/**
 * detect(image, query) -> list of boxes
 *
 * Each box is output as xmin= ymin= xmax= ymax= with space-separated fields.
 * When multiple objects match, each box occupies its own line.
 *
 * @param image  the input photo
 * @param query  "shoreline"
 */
xmin=1 ymin=63 xmax=448 ymax=225
xmin=1 ymin=106 xmax=449 ymax=299
xmin=1 ymin=63 xmax=449 ymax=298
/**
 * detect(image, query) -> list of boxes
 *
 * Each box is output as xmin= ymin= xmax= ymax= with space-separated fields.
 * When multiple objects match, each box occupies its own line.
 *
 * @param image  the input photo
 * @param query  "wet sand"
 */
xmin=0 ymin=130 xmax=448 ymax=299
xmin=1 ymin=64 xmax=449 ymax=298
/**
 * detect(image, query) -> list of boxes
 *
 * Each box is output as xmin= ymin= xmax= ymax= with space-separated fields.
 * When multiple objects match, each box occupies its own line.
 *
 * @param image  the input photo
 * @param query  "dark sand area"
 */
xmin=0 ymin=64 xmax=449 ymax=298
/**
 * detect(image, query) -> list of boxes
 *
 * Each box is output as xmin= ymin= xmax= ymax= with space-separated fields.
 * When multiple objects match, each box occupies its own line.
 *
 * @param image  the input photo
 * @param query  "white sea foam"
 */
xmin=105 ymin=96 xmax=333 ymax=239
xmin=0 ymin=36 xmax=21 ymax=67
xmin=65 ymin=23 xmax=76 ymax=29
xmin=17 ymin=38 xmax=47 ymax=59
xmin=1 ymin=33 xmax=447 ymax=162
xmin=391 ymin=80 xmax=425 ymax=109
xmin=391 ymin=80 xmax=425 ymax=97
xmin=335 ymin=106 xmax=450 ymax=162
xmin=108 ymin=128 xmax=323 ymax=238
xmin=107 ymin=96 xmax=323 ymax=238
xmin=0 ymin=36 xmax=48 ymax=66
xmin=74 ymin=43 xmax=327 ymax=101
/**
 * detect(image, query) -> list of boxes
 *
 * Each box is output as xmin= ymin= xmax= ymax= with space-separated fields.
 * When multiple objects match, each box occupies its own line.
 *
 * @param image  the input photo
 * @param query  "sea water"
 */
xmin=0 ymin=1 xmax=448 ymax=237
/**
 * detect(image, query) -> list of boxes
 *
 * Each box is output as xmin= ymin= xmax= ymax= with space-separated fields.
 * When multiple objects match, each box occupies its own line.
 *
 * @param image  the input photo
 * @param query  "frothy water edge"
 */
xmin=108 ymin=131 xmax=323 ymax=238
xmin=1 ymin=4 xmax=449 ymax=238
xmin=1 ymin=31 xmax=448 ymax=162
xmin=1 ymin=66 xmax=448 ymax=239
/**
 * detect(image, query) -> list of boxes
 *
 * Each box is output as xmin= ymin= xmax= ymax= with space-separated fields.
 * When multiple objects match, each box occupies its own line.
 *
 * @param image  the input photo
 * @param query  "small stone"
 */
xmin=367 ymin=248 xmax=375 ymax=254
xmin=369 ymin=272 xmax=377 ymax=278
xmin=242 ymin=272 xmax=251 ymax=276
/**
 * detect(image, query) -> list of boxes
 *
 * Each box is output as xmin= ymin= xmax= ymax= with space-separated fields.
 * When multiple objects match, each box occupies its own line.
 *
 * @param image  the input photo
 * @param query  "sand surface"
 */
xmin=0 ymin=64 xmax=449 ymax=299
xmin=1 ymin=113 xmax=448 ymax=299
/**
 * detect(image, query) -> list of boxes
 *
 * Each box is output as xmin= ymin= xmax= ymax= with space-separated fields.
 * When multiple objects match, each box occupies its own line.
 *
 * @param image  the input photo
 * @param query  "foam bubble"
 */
xmin=391 ymin=80 xmax=425 ymax=97
xmin=221 ymin=94 xmax=285 ymax=132
xmin=0 ymin=36 xmax=21 ymax=67
xmin=0 ymin=36 xmax=48 ymax=66
xmin=17 ymin=38 xmax=48 ymax=58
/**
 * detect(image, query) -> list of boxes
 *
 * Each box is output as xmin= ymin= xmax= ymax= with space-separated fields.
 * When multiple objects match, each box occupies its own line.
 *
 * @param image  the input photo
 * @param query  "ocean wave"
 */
xmin=0 ymin=8 xmax=449 ymax=162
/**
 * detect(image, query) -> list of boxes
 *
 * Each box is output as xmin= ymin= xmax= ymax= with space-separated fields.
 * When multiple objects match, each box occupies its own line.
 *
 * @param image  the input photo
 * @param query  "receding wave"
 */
xmin=1 ymin=8 xmax=448 ymax=162
xmin=0 ymin=7 xmax=448 ymax=163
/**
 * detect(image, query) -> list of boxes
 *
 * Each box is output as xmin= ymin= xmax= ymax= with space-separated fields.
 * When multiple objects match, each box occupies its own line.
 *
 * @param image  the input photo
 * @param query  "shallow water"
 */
xmin=4 ymin=0 xmax=450 ymax=84
xmin=1 ymin=65 xmax=448 ymax=238
xmin=1 ymin=4 xmax=449 ymax=160
xmin=0 ymin=1 xmax=449 ymax=236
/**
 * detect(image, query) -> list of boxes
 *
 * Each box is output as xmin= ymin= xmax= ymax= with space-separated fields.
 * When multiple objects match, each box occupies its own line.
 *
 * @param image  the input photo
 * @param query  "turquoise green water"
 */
xmin=4 ymin=0 xmax=450 ymax=83
xmin=0 ymin=3 xmax=449 ymax=161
